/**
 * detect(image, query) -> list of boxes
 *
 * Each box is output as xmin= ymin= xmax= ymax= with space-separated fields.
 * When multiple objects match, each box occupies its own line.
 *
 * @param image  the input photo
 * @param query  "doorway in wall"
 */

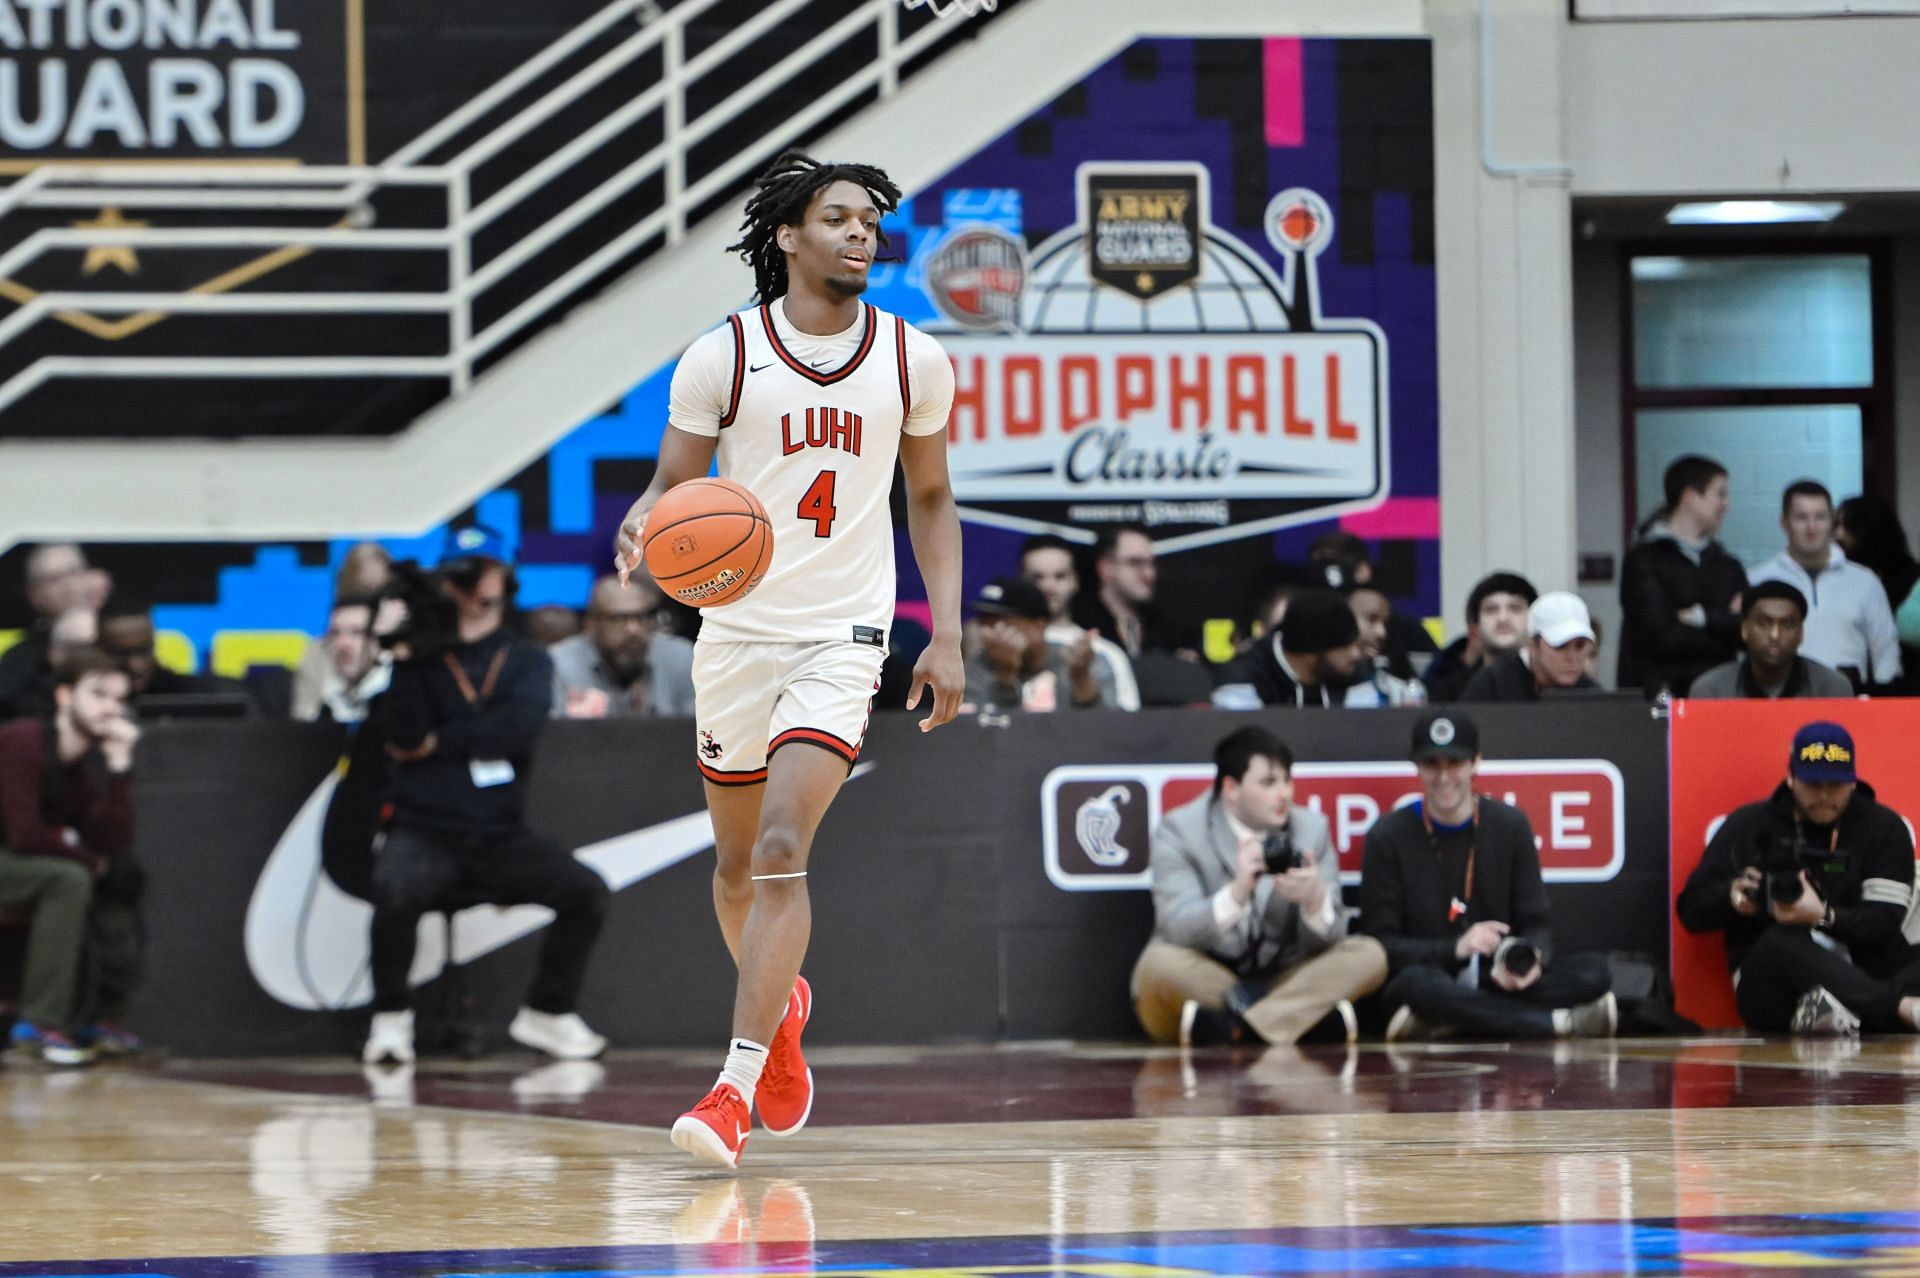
xmin=1621 ymin=244 xmax=1892 ymax=567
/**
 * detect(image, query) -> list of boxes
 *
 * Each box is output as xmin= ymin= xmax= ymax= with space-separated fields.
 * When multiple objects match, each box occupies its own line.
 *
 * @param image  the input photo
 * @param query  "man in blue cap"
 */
xmin=1679 ymin=721 xmax=1920 ymax=1034
xmin=362 ymin=525 xmax=613 ymax=1065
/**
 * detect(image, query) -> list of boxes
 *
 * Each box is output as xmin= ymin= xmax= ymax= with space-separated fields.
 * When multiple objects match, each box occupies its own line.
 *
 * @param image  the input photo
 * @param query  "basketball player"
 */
xmin=613 ymin=151 xmax=963 ymax=1167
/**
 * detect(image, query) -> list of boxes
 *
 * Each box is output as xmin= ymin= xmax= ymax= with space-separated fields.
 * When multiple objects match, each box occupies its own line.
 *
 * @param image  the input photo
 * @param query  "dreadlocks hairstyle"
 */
xmin=728 ymin=149 xmax=903 ymax=303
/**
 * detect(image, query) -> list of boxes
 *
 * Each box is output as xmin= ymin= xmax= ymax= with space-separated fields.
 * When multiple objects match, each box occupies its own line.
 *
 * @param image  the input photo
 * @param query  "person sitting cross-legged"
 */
xmin=1132 ymin=726 xmax=1388 ymax=1048
xmin=1360 ymin=710 xmax=1617 ymax=1042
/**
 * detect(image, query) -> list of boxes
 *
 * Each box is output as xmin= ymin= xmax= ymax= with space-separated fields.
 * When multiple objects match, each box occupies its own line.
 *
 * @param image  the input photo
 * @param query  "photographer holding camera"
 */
xmin=1132 ymin=726 xmax=1388 ymax=1047
xmin=1360 ymin=711 xmax=1617 ymax=1041
xmin=1677 ymin=721 xmax=1920 ymax=1034
xmin=361 ymin=527 xmax=611 ymax=1066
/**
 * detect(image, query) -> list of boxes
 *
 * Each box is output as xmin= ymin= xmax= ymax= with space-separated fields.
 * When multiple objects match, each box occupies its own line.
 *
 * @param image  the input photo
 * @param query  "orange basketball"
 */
xmin=641 ymin=477 xmax=774 ymax=608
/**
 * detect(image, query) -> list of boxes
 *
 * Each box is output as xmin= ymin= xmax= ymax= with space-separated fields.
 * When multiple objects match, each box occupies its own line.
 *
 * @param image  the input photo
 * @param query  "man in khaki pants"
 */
xmin=1133 ymin=725 xmax=1387 ymax=1046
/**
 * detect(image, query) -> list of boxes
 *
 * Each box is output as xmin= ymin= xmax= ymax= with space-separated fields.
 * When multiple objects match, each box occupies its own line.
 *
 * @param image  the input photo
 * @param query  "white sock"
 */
xmin=1551 ymin=1008 xmax=1571 ymax=1037
xmin=717 ymin=1038 xmax=768 ymax=1106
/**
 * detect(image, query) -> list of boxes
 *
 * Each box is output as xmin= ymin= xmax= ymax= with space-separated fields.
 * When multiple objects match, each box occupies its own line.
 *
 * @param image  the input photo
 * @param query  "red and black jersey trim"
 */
xmin=894 ymin=315 xmax=911 ymax=415
xmin=718 ymin=313 xmax=746 ymax=428
xmin=696 ymin=758 xmax=767 ymax=786
xmin=759 ymin=302 xmax=877 ymax=385
xmin=768 ymin=726 xmax=860 ymax=770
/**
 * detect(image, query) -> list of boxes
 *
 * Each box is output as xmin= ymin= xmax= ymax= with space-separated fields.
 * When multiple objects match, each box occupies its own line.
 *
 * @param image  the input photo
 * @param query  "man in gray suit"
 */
xmin=1132 ymin=726 xmax=1389 ymax=1046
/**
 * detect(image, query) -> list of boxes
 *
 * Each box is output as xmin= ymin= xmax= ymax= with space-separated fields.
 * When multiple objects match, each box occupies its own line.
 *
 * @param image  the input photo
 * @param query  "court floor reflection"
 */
xmin=8 ymin=1039 xmax=1920 ymax=1266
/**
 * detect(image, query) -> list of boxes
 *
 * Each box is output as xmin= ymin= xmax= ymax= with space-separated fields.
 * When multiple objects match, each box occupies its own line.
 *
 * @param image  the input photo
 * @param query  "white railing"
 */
xmin=0 ymin=0 xmax=991 ymax=421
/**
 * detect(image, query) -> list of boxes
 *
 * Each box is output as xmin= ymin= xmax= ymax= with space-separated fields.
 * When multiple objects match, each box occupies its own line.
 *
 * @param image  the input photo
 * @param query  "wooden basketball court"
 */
xmin=7 ymin=1037 xmax=1920 ymax=1274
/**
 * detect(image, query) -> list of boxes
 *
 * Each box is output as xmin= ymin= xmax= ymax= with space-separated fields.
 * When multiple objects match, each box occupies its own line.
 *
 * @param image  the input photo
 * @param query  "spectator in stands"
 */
xmin=1020 ymin=535 xmax=1138 ymax=711
xmin=362 ymin=529 xmax=611 ymax=1066
xmin=0 ymin=544 xmax=110 ymax=721
xmin=1461 ymin=591 xmax=1600 ymax=701
xmin=1360 ymin=710 xmax=1617 ymax=1041
xmin=1838 ymin=495 xmax=1920 ymax=618
xmin=1310 ymin=532 xmax=1433 ymax=676
xmin=336 ymin=542 xmax=394 ymax=599
xmin=1343 ymin=584 xmax=1426 ymax=707
xmin=0 ymin=649 xmax=143 ymax=1064
xmin=1424 ymin=572 xmax=1537 ymax=704
xmin=1072 ymin=527 xmax=1196 ymax=662
xmin=550 ymin=573 xmax=695 ymax=718
xmin=1749 ymin=481 xmax=1900 ymax=690
xmin=524 ymin=605 xmax=583 ymax=649
xmin=1689 ymin=582 xmax=1854 ymax=700
xmin=1133 ymin=726 xmax=1387 ymax=1047
xmin=294 ymin=544 xmax=397 ymax=725
xmin=1677 ymin=721 xmax=1920 ymax=1034
xmin=292 ymin=597 xmax=392 ymax=725
xmin=1211 ymin=589 xmax=1362 ymax=709
xmin=97 ymin=594 xmax=248 ymax=706
xmin=963 ymin=578 xmax=1116 ymax=711
xmin=1838 ymin=494 xmax=1920 ymax=679
xmin=3 ymin=608 xmax=98 ymax=723
xmin=1619 ymin=455 xmax=1747 ymax=696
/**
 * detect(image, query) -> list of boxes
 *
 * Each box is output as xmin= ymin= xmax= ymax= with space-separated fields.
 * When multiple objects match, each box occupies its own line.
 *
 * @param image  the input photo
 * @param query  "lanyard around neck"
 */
xmin=444 ymin=648 xmax=507 ymax=707
xmin=1423 ymin=799 xmax=1479 ymax=917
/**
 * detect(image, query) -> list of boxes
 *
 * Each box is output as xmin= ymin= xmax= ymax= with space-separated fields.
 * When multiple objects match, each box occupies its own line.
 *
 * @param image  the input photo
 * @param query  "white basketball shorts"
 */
xmin=691 ymin=639 xmax=884 ymax=784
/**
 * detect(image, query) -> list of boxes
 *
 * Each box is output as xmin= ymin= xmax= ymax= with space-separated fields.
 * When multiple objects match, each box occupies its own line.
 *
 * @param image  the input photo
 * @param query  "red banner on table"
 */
xmin=1668 ymin=696 xmax=1918 ymax=1029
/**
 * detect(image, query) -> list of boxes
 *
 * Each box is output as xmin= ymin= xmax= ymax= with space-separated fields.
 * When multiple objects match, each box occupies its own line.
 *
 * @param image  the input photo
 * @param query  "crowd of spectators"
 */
xmin=4 ymin=450 xmax=1914 ymax=1063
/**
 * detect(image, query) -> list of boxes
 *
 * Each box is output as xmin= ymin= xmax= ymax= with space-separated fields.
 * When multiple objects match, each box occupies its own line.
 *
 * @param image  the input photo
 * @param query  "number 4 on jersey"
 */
xmin=799 ymin=470 xmax=838 ymax=538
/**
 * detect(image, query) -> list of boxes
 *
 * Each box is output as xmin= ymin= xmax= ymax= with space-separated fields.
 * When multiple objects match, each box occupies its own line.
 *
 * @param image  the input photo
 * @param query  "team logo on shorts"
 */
xmin=699 ymin=730 xmax=723 ymax=760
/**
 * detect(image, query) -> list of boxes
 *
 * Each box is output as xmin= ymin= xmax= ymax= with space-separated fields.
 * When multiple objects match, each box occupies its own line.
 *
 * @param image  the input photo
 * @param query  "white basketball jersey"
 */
xmin=690 ymin=302 xmax=923 ymax=644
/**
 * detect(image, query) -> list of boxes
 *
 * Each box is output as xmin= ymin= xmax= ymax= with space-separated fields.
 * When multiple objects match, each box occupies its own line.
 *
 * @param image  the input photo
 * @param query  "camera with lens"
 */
xmin=374 ymin=560 xmax=463 ymax=661
xmin=1261 ymin=827 xmax=1305 ymax=874
xmin=1746 ymin=830 xmax=1822 ymax=914
xmin=1494 ymin=937 xmax=1539 ymax=980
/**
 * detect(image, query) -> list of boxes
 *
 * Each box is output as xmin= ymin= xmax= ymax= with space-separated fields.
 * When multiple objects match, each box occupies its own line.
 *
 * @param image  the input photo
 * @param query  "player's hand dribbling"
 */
xmin=907 ymin=639 xmax=964 ymax=733
xmin=613 ymin=510 xmax=649 ymax=588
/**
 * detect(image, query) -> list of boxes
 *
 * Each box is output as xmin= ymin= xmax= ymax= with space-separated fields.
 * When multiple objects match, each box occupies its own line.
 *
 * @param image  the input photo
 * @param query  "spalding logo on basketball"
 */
xmin=641 ymin=478 xmax=775 ymax=608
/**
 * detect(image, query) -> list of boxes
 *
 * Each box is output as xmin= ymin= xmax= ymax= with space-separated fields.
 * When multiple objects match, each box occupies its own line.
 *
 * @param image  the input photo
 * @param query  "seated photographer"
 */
xmin=1360 ymin=711 xmax=1617 ymax=1041
xmin=1677 ymin=721 xmax=1919 ymax=1034
xmin=1132 ymin=726 xmax=1388 ymax=1047
xmin=363 ymin=528 xmax=611 ymax=1066
xmin=1687 ymin=582 xmax=1854 ymax=700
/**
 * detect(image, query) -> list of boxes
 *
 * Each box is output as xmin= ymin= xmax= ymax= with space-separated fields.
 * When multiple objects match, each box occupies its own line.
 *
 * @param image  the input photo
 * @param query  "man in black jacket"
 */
xmin=1618 ymin=454 xmax=1748 ymax=696
xmin=1677 ymin=720 xmax=1920 ymax=1034
xmin=1359 ymin=711 xmax=1616 ymax=1040
xmin=363 ymin=530 xmax=611 ymax=1066
xmin=1423 ymin=572 xmax=1536 ymax=704
xmin=1461 ymin=591 xmax=1600 ymax=702
xmin=1210 ymin=590 xmax=1363 ymax=709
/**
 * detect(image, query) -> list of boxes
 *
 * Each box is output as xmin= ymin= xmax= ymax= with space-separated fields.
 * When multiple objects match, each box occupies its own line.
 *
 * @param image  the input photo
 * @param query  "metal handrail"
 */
xmin=0 ymin=0 xmax=990 ymax=423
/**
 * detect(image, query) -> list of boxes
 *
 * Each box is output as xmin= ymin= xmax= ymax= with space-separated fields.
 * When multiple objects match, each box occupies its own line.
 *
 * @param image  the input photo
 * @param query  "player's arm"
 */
xmin=900 ymin=429 xmax=963 ymax=733
xmin=614 ymin=325 xmax=733 ymax=584
xmin=614 ymin=426 xmax=717 ymax=585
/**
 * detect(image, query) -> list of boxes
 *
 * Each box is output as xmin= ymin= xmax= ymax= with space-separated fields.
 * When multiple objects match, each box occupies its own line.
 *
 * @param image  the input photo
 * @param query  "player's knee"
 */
xmin=752 ymin=825 xmax=809 ymax=878
xmin=714 ymin=859 xmax=753 ymax=902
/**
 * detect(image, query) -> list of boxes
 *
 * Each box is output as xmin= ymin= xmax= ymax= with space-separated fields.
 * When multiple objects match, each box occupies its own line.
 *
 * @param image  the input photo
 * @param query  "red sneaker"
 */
xmin=757 ymin=976 xmax=814 ymax=1137
xmin=670 ymin=1083 xmax=751 ymax=1168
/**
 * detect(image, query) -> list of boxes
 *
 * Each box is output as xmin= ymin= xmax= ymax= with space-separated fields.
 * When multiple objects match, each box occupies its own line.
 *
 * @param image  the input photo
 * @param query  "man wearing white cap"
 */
xmin=1461 ymin=592 xmax=1600 ymax=702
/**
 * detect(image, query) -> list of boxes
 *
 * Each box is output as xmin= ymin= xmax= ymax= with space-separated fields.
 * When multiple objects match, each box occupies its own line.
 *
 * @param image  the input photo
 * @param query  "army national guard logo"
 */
xmin=927 ymin=162 xmax=1388 ymax=553
xmin=1084 ymin=168 xmax=1201 ymax=300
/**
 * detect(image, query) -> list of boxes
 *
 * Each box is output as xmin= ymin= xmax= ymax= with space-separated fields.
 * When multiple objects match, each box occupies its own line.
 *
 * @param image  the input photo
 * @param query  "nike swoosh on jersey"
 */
xmin=749 ymin=362 xmax=773 ymax=373
xmin=244 ymin=764 xmax=873 ymax=1011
